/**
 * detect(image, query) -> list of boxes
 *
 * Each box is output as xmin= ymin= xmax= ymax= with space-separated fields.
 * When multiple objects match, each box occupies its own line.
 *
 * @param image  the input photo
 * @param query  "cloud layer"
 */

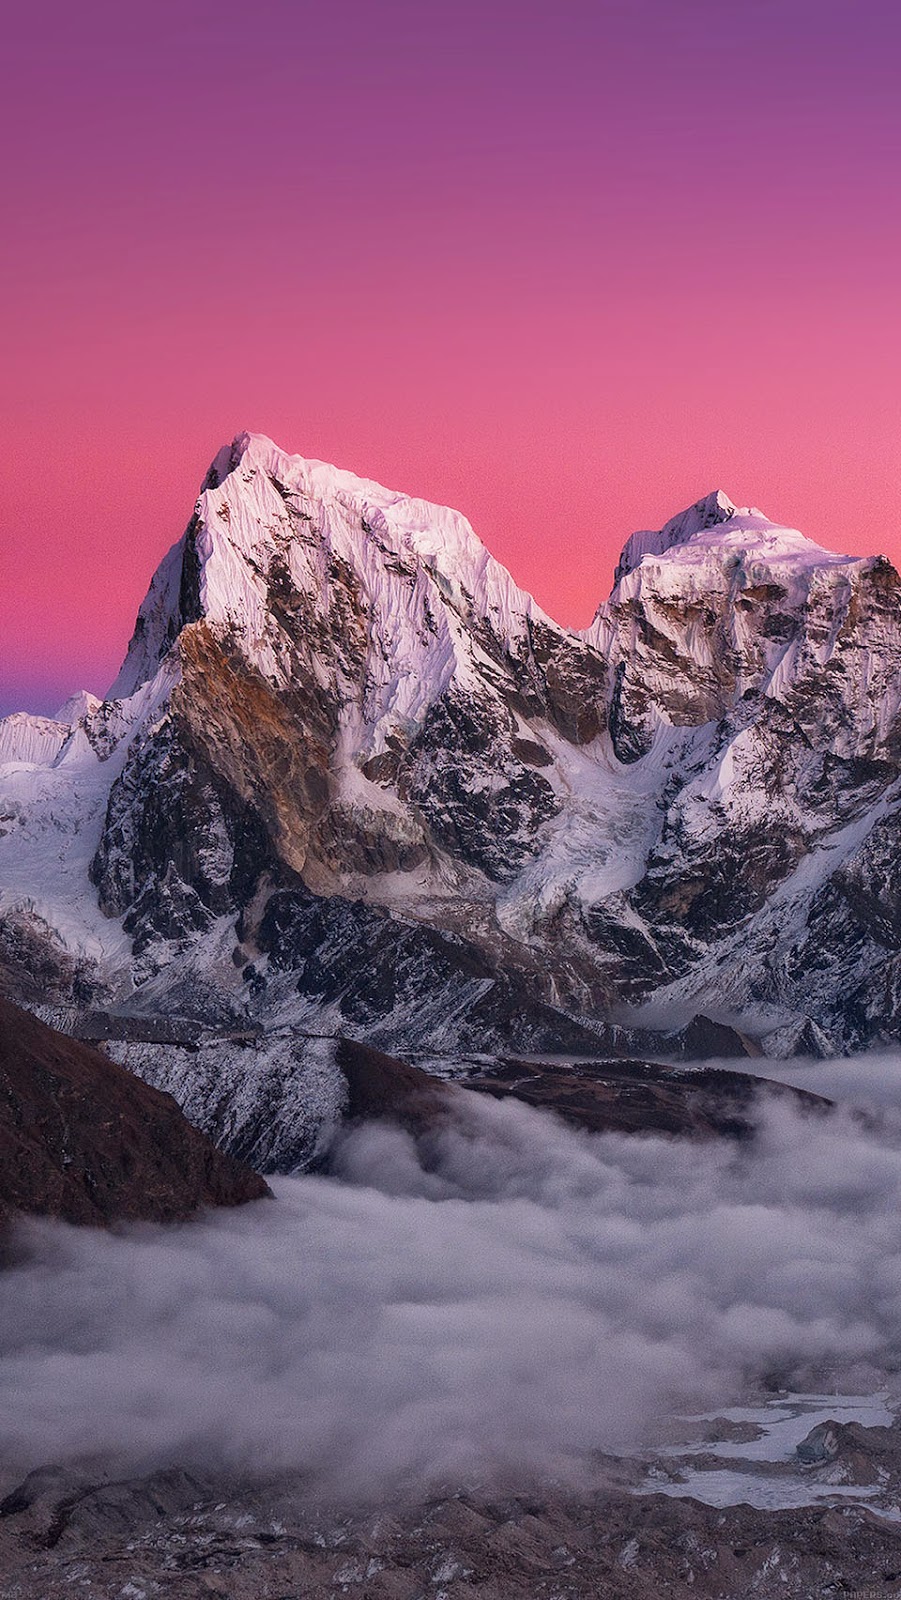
xmin=3 ymin=1083 xmax=901 ymax=1499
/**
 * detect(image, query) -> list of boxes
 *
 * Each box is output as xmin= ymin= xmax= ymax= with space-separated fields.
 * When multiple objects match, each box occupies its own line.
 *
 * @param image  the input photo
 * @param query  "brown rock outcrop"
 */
xmin=335 ymin=1035 xmax=454 ymax=1134
xmin=0 ymin=996 xmax=270 ymax=1230
xmin=332 ymin=1037 xmax=832 ymax=1146
xmin=465 ymin=1056 xmax=832 ymax=1140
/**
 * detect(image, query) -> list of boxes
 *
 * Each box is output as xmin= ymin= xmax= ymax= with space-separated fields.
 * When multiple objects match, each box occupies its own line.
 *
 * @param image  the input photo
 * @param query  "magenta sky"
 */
xmin=2 ymin=0 xmax=900 ymax=715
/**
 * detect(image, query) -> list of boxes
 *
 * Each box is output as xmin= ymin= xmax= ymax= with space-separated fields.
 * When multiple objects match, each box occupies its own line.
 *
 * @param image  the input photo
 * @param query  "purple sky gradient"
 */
xmin=2 ymin=0 xmax=900 ymax=713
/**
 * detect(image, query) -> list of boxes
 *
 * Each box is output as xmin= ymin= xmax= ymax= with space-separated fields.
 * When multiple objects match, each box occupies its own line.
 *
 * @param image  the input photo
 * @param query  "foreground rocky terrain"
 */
xmin=0 ymin=996 xmax=269 ymax=1227
xmin=2 ymin=1425 xmax=901 ymax=1600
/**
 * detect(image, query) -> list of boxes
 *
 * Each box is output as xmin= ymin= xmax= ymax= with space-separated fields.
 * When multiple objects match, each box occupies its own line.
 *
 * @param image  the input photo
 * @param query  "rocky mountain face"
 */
xmin=2 ymin=432 xmax=901 ymax=1163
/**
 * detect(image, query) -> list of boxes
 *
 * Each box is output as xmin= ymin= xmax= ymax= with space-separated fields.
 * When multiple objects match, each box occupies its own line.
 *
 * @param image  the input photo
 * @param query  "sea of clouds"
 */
xmin=4 ymin=1061 xmax=901 ymax=1498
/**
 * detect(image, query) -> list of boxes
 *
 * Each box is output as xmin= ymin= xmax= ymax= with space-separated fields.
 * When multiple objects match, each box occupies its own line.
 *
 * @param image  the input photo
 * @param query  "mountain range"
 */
xmin=2 ymin=431 xmax=898 ymax=1164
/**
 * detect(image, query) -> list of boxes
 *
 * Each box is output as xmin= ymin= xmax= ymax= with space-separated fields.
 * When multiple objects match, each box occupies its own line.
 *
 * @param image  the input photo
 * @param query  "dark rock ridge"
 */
xmin=0 ymin=996 xmax=270 ymax=1229
xmin=82 ymin=1031 xmax=806 ymax=1177
xmin=334 ymin=1035 xmax=453 ymax=1134
xmin=329 ymin=1037 xmax=832 ymax=1153
xmin=462 ymin=1056 xmax=833 ymax=1142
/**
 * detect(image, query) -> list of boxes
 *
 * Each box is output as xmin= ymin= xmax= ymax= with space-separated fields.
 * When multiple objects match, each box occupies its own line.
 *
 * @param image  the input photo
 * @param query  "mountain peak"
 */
xmin=55 ymin=691 xmax=102 ymax=726
xmin=109 ymin=432 xmax=561 ymax=705
xmin=609 ymin=489 xmax=860 ymax=594
xmin=613 ymin=490 xmax=740 ymax=583
xmin=194 ymin=430 xmax=514 ymax=592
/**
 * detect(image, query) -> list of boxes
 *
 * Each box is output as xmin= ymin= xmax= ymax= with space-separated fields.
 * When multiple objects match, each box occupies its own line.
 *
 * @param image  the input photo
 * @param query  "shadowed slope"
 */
xmin=0 ymin=996 xmax=270 ymax=1229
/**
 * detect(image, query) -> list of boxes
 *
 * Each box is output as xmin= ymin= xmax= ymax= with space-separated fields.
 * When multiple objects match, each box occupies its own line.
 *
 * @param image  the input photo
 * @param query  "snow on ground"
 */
xmin=646 ymin=1393 xmax=898 ymax=1515
xmin=109 ymin=1031 xmax=346 ymax=1173
xmin=0 ymin=740 xmax=129 ymax=969
xmin=0 ymin=668 xmax=174 ymax=976
xmin=673 ymin=1393 xmax=895 ymax=1463
xmin=646 ymin=1462 xmax=884 ymax=1513
xmin=497 ymin=720 xmax=713 ymax=941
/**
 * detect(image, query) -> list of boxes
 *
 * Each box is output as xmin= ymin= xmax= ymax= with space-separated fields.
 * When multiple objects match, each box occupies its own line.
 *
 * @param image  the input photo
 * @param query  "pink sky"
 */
xmin=2 ymin=0 xmax=900 ymax=714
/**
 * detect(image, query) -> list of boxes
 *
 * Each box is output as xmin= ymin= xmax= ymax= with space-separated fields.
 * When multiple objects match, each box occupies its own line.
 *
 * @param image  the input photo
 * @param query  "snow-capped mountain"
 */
xmin=2 ymin=431 xmax=901 ymax=1159
xmin=100 ymin=431 xmax=605 ymax=903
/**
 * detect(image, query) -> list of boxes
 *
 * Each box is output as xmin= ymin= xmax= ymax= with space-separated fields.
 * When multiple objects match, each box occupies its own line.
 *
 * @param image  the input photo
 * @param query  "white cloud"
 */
xmin=3 ymin=1079 xmax=901 ymax=1499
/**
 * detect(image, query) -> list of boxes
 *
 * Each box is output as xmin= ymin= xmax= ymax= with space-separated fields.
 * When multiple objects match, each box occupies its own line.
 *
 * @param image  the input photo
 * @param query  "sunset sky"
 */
xmin=2 ymin=0 xmax=900 ymax=715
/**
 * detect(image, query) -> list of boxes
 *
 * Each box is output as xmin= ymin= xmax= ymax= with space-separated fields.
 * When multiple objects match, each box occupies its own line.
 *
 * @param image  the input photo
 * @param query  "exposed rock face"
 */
xmin=463 ymin=1057 xmax=833 ymax=1142
xmin=3 ymin=431 xmax=901 ymax=1155
xmin=253 ymin=882 xmax=606 ymax=1054
xmin=331 ymin=1040 xmax=833 ymax=1150
xmin=333 ymin=1036 xmax=453 ymax=1135
xmin=0 ymin=997 xmax=270 ymax=1228
xmin=583 ymin=513 xmax=901 ymax=1047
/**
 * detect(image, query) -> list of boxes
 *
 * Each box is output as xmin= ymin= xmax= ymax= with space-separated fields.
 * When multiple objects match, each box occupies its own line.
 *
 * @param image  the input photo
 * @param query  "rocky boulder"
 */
xmin=0 ymin=996 xmax=270 ymax=1230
